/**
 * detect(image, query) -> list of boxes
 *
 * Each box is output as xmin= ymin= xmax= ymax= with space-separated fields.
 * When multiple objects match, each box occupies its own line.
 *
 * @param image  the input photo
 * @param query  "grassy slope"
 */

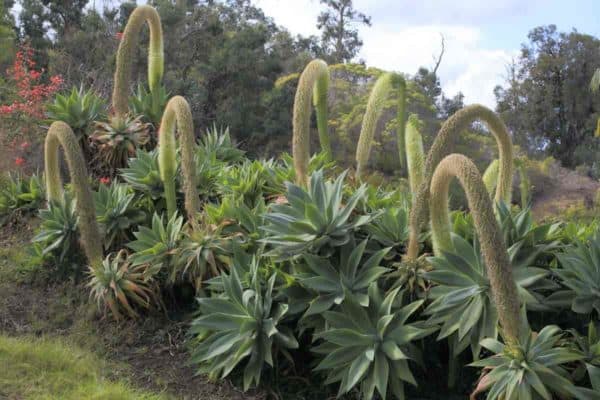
xmin=0 ymin=335 xmax=169 ymax=400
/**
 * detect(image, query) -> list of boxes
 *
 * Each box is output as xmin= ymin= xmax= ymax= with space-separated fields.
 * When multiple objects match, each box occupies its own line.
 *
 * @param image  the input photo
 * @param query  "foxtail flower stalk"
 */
xmin=45 ymin=121 xmax=103 ymax=271
xmin=355 ymin=72 xmax=407 ymax=178
xmin=158 ymin=96 xmax=200 ymax=221
xmin=405 ymin=114 xmax=425 ymax=197
xmin=406 ymin=104 xmax=513 ymax=260
xmin=112 ymin=5 xmax=164 ymax=117
xmin=430 ymin=153 xmax=521 ymax=350
xmin=293 ymin=59 xmax=330 ymax=185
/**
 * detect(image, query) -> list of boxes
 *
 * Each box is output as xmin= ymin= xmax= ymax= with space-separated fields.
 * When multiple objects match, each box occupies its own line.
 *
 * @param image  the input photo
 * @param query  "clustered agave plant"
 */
xmin=261 ymin=170 xmax=372 ymax=260
xmin=0 ymin=172 xmax=44 ymax=224
xmin=91 ymin=115 xmax=151 ymax=172
xmin=26 ymin=4 xmax=600 ymax=399
xmin=189 ymin=268 xmax=298 ymax=390
xmin=88 ymin=249 xmax=156 ymax=320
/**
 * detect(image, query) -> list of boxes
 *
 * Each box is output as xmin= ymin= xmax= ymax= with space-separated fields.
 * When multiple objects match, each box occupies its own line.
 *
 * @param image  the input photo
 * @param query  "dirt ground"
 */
xmin=0 ymin=220 xmax=260 ymax=400
xmin=531 ymin=165 xmax=600 ymax=220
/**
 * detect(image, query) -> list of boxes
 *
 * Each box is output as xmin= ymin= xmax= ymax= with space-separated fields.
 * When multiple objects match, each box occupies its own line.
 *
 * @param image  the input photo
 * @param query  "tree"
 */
xmin=317 ymin=0 xmax=371 ymax=63
xmin=495 ymin=25 xmax=600 ymax=167
xmin=0 ymin=0 xmax=15 ymax=65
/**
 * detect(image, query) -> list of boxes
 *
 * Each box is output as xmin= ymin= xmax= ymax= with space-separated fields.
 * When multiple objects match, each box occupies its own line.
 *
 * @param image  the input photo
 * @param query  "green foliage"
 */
xmin=0 ymin=173 xmax=45 ymax=224
xmin=261 ymin=170 xmax=372 ymax=260
xmin=198 ymin=125 xmax=246 ymax=164
xmin=263 ymin=151 xmax=336 ymax=194
xmin=555 ymin=233 xmax=600 ymax=316
xmin=570 ymin=322 xmax=600 ymax=392
xmin=88 ymin=249 xmax=156 ymax=320
xmin=32 ymin=194 xmax=82 ymax=275
xmin=127 ymin=212 xmax=183 ymax=283
xmin=299 ymin=239 xmax=390 ymax=317
xmin=219 ymin=160 xmax=269 ymax=208
xmin=470 ymin=321 xmax=586 ymax=400
xmin=93 ymin=182 xmax=146 ymax=251
xmin=46 ymin=86 xmax=106 ymax=138
xmin=205 ymin=196 xmax=266 ymax=252
xmin=424 ymin=234 xmax=549 ymax=358
xmin=91 ymin=115 xmax=151 ymax=172
xmin=313 ymin=285 xmax=434 ymax=399
xmin=129 ymin=82 xmax=169 ymax=127
xmin=119 ymin=149 xmax=164 ymax=201
xmin=177 ymin=224 xmax=228 ymax=291
xmin=363 ymin=206 xmax=409 ymax=258
xmin=189 ymin=267 xmax=298 ymax=390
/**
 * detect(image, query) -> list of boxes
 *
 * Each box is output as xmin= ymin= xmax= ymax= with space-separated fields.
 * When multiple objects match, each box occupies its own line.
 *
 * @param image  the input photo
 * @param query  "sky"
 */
xmin=255 ymin=0 xmax=600 ymax=107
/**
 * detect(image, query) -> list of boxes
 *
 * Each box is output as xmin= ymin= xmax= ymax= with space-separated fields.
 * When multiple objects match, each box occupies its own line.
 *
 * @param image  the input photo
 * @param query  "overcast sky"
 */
xmin=255 ymin=0 xmax=600 ymax=107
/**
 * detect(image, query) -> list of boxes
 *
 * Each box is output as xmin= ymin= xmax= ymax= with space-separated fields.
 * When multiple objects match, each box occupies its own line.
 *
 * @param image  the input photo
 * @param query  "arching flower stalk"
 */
xmin=355 ymin=72 xmax=407 ymax=179
xmin=44 ymin=121 xmax=103 ymax=271
xmin=482 ymin=159 xmax=500 ymax=198
xmin=158 ymin=96 xmax=200 ymax=222
xmin=406 ymin=104 xmax=513 ymax=260
xmin=429 ymin=153 xmax=521 ymax=351
xmin=293 ymin=59 xmax=331 ymax=185
xmin=112 ymin=5 xmax=164 ymax=117
xmin=405 ymin=114 xmax=425 ymax=197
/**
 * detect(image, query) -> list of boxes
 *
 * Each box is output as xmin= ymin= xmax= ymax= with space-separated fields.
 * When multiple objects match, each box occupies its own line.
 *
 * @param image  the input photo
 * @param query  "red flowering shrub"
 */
xmin=0 ymin=45 xmax=63 ymax=119
xmin=99 ymin=176 xmax=111 ymax=185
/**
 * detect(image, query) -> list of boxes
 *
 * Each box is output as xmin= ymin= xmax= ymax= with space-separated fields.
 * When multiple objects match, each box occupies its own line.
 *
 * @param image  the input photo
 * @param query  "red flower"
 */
xmin=15 ymin=157 xmax=25 ymax=167
xmin=99 ymin=176 xmax=111 ymax=185
xmin=20 ymin=141 xmax=30 ymax=149
xmin=115 ymin=32 xmax=123 ymax=40
xmin=0 ymin=44 xmax=63 ymax=119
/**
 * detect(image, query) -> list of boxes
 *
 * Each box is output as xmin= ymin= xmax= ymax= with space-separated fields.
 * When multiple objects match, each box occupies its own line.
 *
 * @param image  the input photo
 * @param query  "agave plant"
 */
xmin=46 ymin=86 xmax=106 ymax=154
xmin=119 ymin=149 xmax=165 ymax=200
xmin=32 ymin=194 xmax=80 ymax=268
xmin=553 ymin=233 xmax=600 ymax=316
xmin=470 ymin=317 xmax=587 ymax=400
xmin=263 ymin=151 xmax=336 ymax=195
xmin=189 ymin=267 xmax=298 ymax=390
xmin=218 ymin=160 xmax=268 ymax=208
xmin=261 ymin=170 xmax=372 ymax=260
xmin=299 ymin=239 xmax=390 ymax=317
xmin=127 ymin=212 xmax=183 ymax=282
xmin=93 ymin=182 xmax=146 ymax=250
xmin=570 ymin=322 xmax=600 ymax=392
xmin=129 ymin=82 xmax=169 ymax=127
xmin=495 ymin=202 xmax=561 ymax=264
xmin=88 ymin=249 xmax=156 ymax=320
xmin=193 ymin=151 xmax=223 ymax=201
xmin=313 ymin=285 xmax=436 ymax=399
xmin=91 ymin=115 xmax=152 ymax=172
xmin=424 ymin=233 xmax=550 ymax=359
xmin=205 ymin=195 xmax=266 ymax=252
xmin=363 ymin=206 xmax=409 ymax=259
xmin=0 ymin=173 xmax=44 ymax=224
xmin=176 ymin=223 xmax=229 ymax=291
xmin=197 ymin=125 xmax=245 ymax=164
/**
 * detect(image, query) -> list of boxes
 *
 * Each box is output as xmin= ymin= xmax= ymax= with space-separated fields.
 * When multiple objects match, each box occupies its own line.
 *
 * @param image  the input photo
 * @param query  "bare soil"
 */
xmin=531 ymin=165 xmax=600 ymax=220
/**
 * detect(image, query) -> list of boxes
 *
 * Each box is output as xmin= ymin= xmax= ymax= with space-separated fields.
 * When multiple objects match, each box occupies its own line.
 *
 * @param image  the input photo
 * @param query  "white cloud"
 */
xmin=359 ymin=24 xmax=517 ymax=107
xmin=256 ymin=0 xmax=518 ymax=108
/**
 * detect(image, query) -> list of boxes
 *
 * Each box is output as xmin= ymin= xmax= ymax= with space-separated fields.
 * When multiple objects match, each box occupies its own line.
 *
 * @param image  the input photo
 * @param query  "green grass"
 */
xmin=0 ymin=335 xmax=169 ymax=400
